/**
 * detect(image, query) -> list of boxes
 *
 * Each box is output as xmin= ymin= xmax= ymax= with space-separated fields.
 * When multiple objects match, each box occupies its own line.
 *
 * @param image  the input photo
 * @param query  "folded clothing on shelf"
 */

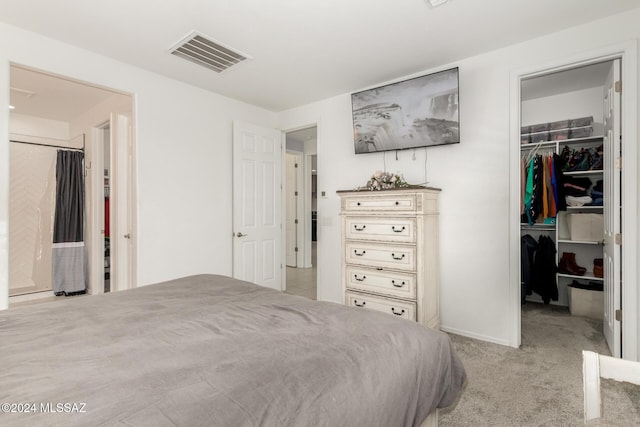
xmin=566 ymin=195 xmax=593 ymax=207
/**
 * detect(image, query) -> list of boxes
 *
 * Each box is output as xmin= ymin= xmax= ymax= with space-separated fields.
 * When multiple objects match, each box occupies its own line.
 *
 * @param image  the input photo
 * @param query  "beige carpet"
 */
xmin=439 ymin=303 xmax=640 ymax=426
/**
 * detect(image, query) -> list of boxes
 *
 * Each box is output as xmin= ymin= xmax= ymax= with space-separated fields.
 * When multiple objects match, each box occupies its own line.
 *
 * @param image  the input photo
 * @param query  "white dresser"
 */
xmin=338 ymin=188 xmax=441 ymax=330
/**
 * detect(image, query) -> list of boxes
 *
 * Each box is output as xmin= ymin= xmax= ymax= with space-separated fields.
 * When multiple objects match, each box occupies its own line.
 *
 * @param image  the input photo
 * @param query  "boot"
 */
xmin=593 ymin=258 xmax=604 ymax=278
xmin=559 ymin=252 xmax=586 ymax=276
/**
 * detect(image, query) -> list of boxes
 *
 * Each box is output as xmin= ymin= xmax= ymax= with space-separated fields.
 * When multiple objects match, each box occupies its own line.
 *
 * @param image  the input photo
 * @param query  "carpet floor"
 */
xmin=439 ymin=302 xmax=640 ymax=426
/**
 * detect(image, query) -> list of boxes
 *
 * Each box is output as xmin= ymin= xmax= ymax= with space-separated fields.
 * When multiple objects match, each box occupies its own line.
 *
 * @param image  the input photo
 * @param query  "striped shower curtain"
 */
xmin=52 ymin=150 xmax=87 ymax=296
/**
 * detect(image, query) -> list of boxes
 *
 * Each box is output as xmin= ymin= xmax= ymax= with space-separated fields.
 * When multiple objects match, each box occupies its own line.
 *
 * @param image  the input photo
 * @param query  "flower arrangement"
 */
xmin=361 ymin=170 xmax=410 ymax=191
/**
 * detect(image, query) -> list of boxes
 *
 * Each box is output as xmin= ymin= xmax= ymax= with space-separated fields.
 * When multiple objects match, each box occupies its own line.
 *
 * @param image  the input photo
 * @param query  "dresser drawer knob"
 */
xmin=391 ymin=253 xmax=405 ymax=260
xmin=391 ymin=307 xmax=405 ymax=316
xmin=354 ymin=300 xmax=366 ymax=307
xmin=391 ymin=226 xmax=405 ymax=233
xmin=391 ymin=280 xmax=406 ymax=288
xmin=357 ymin=202 xmax=361 ymax=206
xmin=354 ymin=274 xmax=366 ymax=282
xmin=353 ymin=225 xmax=366 ymax=231
xmin=395 ymin=201 xmax=399 ymax=205
xmin=354 ymin=250 xmax=366 ymax=257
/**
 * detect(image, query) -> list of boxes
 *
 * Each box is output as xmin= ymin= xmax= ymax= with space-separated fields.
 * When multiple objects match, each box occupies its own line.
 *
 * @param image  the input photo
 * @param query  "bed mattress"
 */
xmin=0 ymin=274 xmax=466 ymax=426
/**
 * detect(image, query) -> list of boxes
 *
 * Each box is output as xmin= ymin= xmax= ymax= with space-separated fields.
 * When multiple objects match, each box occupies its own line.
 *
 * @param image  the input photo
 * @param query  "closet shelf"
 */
xmin=564 ymin=170 xmax=603 ymax=176
xmin=558 ymin=272 xmax=604 ymax=282
xmin=557 ymin=239 xmax=603 ymax=245
xmin=521 ymin=224 xmax=555 ymax=231
xmin=520 ymin=135 xmax=603 ymax=149
xmin=566 ymin=206 xmax=603 ymax=211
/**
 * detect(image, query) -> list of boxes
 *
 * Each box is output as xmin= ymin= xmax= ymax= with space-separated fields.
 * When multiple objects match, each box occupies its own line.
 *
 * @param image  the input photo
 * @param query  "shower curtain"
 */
xmin=52 ymin=150 xmax=87 ymax=296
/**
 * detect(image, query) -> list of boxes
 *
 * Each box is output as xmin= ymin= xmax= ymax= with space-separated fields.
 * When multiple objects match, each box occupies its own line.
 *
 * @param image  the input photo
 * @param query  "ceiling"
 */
xmin=10 ymin=65 xmax=118 ymax=122
xmin=1 ymin=0 xmax=639 ymax=112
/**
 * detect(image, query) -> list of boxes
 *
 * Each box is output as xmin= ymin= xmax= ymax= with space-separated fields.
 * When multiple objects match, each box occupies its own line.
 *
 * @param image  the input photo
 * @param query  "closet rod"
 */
xmin=10 ymin=139 xmax=84 ymax=152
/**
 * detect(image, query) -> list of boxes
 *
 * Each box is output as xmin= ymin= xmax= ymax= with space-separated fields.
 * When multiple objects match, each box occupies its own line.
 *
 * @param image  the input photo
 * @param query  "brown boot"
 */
xmin=593 ymin=258 xmax=604 ymax=278
xmin=559 ymin=252 xmax=586 ymax=276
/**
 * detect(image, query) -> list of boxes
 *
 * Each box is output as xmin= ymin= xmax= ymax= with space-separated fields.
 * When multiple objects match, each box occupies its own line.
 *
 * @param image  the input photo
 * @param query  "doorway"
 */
xmin=284 ymin=126 xmax=317 ymax=300
xmin=7 ymin=65 xmax=135 ymax=307
xmin=510 ymin=43 xmax=638 ymax=360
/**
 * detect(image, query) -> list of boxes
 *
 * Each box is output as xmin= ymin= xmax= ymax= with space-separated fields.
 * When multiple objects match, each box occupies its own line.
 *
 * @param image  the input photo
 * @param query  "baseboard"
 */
xmin=440 ymin=325 xmax=513 ymax=347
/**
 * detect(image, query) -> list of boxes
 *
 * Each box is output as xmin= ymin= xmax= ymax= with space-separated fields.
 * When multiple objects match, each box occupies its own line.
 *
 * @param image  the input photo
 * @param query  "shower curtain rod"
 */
xmin=10 ymin=135 xmax=85 ymax=152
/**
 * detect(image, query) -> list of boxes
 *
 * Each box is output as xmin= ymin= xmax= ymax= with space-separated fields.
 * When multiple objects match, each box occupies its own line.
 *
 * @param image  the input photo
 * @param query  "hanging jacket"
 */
xmin=531 ymin=235 xmax=558 ymax=304
xmin=521 ymin=234 xmax=538 ymax=304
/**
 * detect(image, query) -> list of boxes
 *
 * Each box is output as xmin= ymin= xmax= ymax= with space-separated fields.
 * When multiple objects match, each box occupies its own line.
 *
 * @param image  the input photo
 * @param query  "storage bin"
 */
xmin=570 ymin=116 xmax=594 ymax=128
xmin=549 ymin=119 xmax=570 ymax=130
xmin=530 ymin=131 xmax=549 ymax=143
xmin=530 ymin=123 xmax=549 ymax=133
xmin=568 ymin=286 xmax=603 ymax=320
xmin=549 ymin=129 xmax=570 ymax=141
xmin=567 ymin=213 xmax=603 ymax=242
xmin=521 ymin=134 xmax=530 ymax=144
xmin=570 ymin=126 xmax=593 ymax=138
xmin=521 ymin=125 xmax=531 ymax=134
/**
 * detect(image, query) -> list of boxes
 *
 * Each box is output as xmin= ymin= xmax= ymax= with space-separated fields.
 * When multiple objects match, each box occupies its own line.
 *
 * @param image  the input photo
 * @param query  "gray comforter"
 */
xmin=0 ymin=274 xmax=466 ymax=426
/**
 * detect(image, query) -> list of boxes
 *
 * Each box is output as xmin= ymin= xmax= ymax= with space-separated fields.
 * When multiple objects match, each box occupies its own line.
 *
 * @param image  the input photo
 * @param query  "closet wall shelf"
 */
xmin=557 ymin=239 xmax=604 ymax=245
xmin=521 ymin=224 xmax=555 ymax=231
xmin=564 ymin=170 xmax=603 ymax=176
xmin=566 ymin=206 xmax=603 ymax=211
xmin=558 ymin=272 xmax=604 ymax=282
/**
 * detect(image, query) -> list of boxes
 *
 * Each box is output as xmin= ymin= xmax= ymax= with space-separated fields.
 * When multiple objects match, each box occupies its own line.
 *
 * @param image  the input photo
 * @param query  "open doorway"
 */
xmin=7 ymin=65 xmax=135 ymax=307
xmin=284 ymin=126 xmax=317 ymax=300
xmin=514 ymin=50 xmax=637 ymax=359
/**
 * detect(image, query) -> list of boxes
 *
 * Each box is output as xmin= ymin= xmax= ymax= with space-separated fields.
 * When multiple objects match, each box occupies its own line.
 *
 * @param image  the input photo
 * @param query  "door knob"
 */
xmin=236 ymin=232 xmax=248 ymax=237
xmin=124 ymin=233 xmax=131 ymax=239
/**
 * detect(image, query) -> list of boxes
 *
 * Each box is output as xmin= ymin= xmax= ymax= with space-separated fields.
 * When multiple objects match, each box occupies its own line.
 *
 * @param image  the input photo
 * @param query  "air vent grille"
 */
xmin=170 ymin=32 xmax=249 ymax=73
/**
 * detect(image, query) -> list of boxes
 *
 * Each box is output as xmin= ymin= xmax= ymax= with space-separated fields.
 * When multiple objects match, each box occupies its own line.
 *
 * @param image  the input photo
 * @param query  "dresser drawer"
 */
xmin=345 ymin=242 xmax=416 ymax=271
xmin=345 ymin=266 xmax=416 ymax=299
xmin=342 ymin=194 xmax=417 ymax=212
xmin=345 ymin=217 xmax=416 ymax=243
xmin=346 ymin=291 xmax=416 ymax=321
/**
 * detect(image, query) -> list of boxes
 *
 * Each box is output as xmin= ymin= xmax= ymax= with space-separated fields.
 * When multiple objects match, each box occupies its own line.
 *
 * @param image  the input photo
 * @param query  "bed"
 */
xmin=0 ymin=274 xmax=466 ymax=426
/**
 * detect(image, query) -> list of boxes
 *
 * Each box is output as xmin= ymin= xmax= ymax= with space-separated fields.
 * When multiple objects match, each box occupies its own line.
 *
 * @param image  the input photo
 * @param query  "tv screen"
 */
xmin=351 ymin=67 xmax=459 ymax=154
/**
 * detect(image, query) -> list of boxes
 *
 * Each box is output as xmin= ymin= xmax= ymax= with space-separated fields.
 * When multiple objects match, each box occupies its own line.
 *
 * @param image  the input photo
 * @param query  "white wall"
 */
xmin=0 ymin=22 xmax=277 ymax=309
xmin=522 ymin=87 xmax=605 ymax=134
xmin=10 ymin=113 xmax=70 ymax=140
xmin=278 ymin=8 xmax=640 ymax=346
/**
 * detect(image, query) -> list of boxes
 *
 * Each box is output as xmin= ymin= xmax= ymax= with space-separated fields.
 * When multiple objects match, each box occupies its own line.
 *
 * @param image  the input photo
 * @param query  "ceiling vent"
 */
xmin=169 ymin=31 xmax=250 ymax=73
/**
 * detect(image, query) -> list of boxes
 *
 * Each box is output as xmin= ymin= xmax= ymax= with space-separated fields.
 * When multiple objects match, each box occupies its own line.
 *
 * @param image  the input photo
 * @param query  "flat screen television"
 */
xmin=351 ymin=67 xmax=459 ymax=154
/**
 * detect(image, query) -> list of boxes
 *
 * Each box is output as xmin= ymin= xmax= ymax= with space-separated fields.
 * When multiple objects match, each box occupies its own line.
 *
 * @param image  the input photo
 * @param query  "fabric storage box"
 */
xmin=570 ymin=116 xmax=594 ymax=128
xmin=530 ymin=123 xmax=549 ymax=133
xmin=549 ymin=129 xmax=570 ymax=141
xmin=530 ymin=131 xmax=549 ymax=143
xmin=521 ymin=134 xmax=530 ymax=144
xmin=570 ymin=126 xmax=593 ymax=138
xmin=549 ymin=119 xmax=570 ymax=130
xmin=567 ymin=213 xmax=603 ymax=241
xmin=568 ymin=286 xmax=603 ymax=320
xmin=521 ymin=125 xmax=531 ymax=134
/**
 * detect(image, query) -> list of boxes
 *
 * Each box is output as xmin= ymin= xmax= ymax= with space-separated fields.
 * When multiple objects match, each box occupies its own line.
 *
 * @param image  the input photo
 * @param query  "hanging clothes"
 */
xmin=104 ymin=196 xmax=110 ymax=238
xmin=531 ymin=235 xmax=558 ymax=304
xmin=52 ymin=150 xmax=87 ymax=296
xmin=522 ymin=152 xmax=568 ymax=223
xmin=521 ymin=234 xmax=538 ymax=304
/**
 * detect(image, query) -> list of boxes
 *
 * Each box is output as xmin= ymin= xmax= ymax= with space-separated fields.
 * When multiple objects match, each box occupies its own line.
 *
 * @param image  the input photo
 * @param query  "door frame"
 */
xmin=508 ymin=40 xmax=638 ymax=360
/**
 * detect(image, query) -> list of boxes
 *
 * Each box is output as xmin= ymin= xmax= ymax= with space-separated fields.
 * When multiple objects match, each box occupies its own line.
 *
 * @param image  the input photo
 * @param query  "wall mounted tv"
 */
xmin=351 ymin=67 xmax=459 ymax=154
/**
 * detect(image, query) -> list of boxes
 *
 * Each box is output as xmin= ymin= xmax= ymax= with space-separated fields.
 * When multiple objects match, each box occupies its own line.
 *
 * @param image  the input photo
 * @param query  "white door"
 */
xmin=285 ymin=153 xmax=298 ymax=267
xmin=232 ymin=121 xmax=283 ymax=290
xmin=603 ymin=59 xmax=622 ymax=357
xmin=90 ymin=125 xmax=107 ymax=294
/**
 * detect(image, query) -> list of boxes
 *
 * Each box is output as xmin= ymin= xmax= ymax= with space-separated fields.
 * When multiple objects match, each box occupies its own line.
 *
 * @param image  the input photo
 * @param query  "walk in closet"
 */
xmin=519 ymin=60 xmax=620 ymax=332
